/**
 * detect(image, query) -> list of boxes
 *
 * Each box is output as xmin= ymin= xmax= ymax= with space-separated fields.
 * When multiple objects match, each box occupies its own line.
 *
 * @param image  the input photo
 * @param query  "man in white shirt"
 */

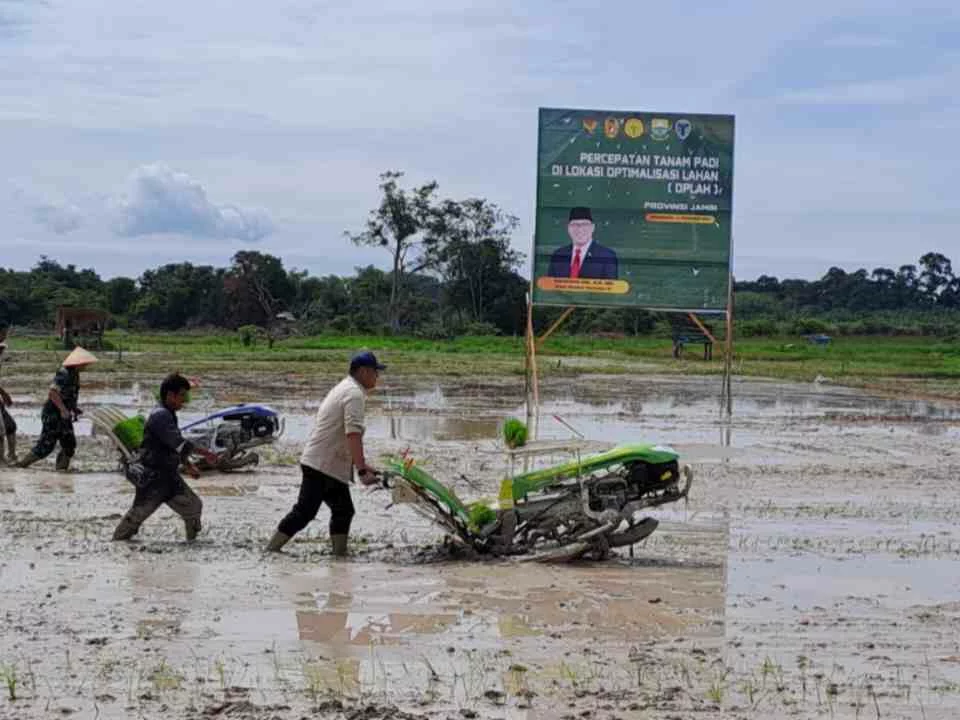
xmin=265 ymin=351 xmax=385 ymax=557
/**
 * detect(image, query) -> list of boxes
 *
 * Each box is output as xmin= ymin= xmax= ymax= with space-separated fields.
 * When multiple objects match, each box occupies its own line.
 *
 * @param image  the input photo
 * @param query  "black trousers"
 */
xmin=33 ymin=408 xmax=75 ymax=458
xmin=278 ymin=464 xmax=355 ymax=537
xmin=1 ymin=405 xmax=15 ymax=436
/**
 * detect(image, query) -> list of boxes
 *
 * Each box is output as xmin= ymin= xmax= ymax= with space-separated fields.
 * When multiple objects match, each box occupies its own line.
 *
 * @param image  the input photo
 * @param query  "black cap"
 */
xmin=568 ymin=206 xmax=593 ymax=222
xmin=350 ymin=351 xmax=386 ymax=372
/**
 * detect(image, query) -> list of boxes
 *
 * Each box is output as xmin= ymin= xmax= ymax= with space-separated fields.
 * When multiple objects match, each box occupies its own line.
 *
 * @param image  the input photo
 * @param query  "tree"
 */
xmin=918 ymin=252 xmax=954 ymax=301
xmin=347 ymin=171 xmax=439 ymax=330
xmin=348 ymin=266 xmax=394 ymax=333
xmin=941 ymin=277 xmax=960 ymax=308
xmin=135 ymin=263 xmax=226 ymax=329
xmin=224 ymin=251 xmax=294 ymax=346
xmin=895 ymin=264 xmax=921 ymax=307
xmin=422 ymin=198 xmax=523 ymax=330
xmin=105 ymin=277 xmax=139 ymax=316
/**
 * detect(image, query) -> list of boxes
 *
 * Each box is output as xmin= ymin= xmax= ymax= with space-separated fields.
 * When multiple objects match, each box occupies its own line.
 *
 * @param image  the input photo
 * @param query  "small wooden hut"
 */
xmin=55 ymin=307 xmax=110 ymax=349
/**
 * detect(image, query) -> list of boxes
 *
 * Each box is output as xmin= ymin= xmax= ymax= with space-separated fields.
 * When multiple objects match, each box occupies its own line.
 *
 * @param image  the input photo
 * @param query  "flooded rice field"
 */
xmin=1 ymin=370 xmax=959 ymax=718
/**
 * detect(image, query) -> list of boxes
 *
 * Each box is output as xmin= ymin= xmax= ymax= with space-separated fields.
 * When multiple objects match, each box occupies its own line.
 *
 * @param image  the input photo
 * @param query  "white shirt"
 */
xmin=570 ymin=241 xmax=592 ymax=271
xmin=300 ymin=375 xmax=367 ymax=483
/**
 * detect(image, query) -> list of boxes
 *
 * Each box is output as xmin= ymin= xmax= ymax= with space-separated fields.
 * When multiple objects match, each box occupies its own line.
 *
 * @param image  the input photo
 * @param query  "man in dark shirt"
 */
xmin=0 ymin=329 xmax=16 ymax=464
xmin=112 ymin=373 xmax=218 ymax=542
xmin=16 ymin=346 xmax=98 ymax=470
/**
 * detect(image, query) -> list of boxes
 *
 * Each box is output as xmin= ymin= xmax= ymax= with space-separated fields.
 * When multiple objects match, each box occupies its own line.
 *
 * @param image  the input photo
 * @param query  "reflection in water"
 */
xmin=374 ymin=415 xmax=497 ymax=443
xmin=285 ymin=560 xmax=715 ymax=655
xmin=720 ymin=422 xmax=733 ymax=449
xmin=272 ymin=559 xmax=721 ymax=709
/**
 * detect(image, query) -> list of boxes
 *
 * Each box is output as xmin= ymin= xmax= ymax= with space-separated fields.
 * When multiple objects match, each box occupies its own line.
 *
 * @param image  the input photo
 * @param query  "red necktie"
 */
xmin=571 ymin=248 xmax=582 ymax=278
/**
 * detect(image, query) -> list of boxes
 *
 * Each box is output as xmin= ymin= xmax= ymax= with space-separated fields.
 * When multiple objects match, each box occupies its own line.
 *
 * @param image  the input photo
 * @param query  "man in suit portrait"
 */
xmin=547 ymin=207 xmax=619 ymax=279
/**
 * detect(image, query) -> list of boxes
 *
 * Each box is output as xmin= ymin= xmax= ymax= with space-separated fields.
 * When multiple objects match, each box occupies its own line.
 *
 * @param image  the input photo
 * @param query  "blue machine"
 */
xmin=181 ymin=403 xmax=285 ymax=470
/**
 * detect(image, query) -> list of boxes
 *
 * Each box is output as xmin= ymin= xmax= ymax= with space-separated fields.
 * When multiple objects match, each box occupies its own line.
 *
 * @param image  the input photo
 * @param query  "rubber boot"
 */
xmin=330 ymin=534 xmax=349 ymax=558
xmin=185 ymin=518 xmax=202 ymax=543
xmin=265 ymin=531 xmax=291 ymax=552
xmin=5 ymin=434 xmax=16 ymax=464
xmin=55 ymin=450 xmax=70 ymax=472
xmin=112 ymin=517 xmax=139 ymax=541
xmin=15 ymin=451 xmax=41 ymax=469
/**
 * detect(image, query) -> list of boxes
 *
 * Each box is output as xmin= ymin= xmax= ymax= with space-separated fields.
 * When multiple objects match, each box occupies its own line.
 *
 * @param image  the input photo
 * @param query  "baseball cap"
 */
xmin=350 ymin=351 xmax=386 ymax=372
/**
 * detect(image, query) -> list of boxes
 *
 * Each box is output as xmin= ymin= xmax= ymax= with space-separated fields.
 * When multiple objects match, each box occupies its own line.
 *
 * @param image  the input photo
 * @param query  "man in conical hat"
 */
xmin=16 ymin=346 xmax=97 ymax=470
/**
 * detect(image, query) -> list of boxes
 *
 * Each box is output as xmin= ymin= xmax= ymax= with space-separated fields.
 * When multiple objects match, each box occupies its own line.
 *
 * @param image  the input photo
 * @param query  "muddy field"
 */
xmin=1 ymin=367 xmax=959 ymax=719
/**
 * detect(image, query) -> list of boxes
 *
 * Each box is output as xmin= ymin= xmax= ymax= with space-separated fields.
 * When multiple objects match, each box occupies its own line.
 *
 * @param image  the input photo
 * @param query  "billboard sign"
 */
xmin=532 ymin=107 xmax=734 ymax=310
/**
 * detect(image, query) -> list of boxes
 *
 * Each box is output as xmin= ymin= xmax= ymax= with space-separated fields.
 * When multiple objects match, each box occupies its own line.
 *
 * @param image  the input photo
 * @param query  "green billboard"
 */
xmin=532 ymin=107 xmax=734 ymax=311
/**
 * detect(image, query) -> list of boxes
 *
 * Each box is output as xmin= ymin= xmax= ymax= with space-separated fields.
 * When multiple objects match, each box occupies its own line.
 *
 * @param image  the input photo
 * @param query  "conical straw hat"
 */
xmin=63 ymin=347 xmax=98 ymax=368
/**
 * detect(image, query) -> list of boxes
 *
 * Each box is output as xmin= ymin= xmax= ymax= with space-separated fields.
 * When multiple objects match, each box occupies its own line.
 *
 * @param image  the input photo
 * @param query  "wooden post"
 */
xmin=721 ymin=272 xmax=735 ymax=417
xmin=536 ymin=307 xmax=575 ymax=349
xmin=524 ymin=291 xmax=534 ymax=438
xmin=686 ymin=312 xmax=720 ymax=348
xmin=529 ymin=308 xmax=540 ymax=442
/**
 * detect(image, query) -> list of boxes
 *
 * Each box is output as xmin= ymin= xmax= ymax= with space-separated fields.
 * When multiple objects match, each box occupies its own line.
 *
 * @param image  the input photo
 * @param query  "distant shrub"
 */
xmin=238 ymin=325 xmax=261 ymax=347
xmin=414 ymin=321 xmax=454 ymax=341
xmin=790 ymin=318 xmax=835 ymax=336
xmin=415 ymin=319 xmax=500 ymax=340
xmin=461 ymin=321 xmax=501 ymax=337
xmin=738 ymin=319 xmax=779 ymax=337
xmin=325 ymin=316 xmax=353 ymax=334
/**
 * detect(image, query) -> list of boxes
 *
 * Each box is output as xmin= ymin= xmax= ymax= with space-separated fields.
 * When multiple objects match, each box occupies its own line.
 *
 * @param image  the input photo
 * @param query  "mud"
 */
xmin=1 ymin=369 xmax=958 ymax=718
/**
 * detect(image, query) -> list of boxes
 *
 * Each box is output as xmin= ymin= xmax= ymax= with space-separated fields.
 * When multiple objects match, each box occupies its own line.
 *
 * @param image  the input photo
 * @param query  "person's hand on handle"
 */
xmin=357 ymin=465 xmax=380 ymax=486
xmin=185 ymin=462 xmax=201 ymax=479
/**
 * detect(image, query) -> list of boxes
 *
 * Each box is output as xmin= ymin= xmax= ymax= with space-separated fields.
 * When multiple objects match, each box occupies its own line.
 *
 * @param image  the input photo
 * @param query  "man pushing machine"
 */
xmin=265 ymin=351 xmax=385 ymax=558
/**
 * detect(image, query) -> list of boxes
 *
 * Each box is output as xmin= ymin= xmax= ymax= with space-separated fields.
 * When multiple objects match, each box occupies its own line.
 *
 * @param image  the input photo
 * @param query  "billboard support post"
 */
xmin=536 ymin=307 xmax=575 ymax=349
xmin=686 ymin=312 xmax=720 ymax=347
xmin=720 ymin=272 xmax=735 ymax=418
xmin=523 ymin=291 xmax=542 ymax=443
xmin=525 ymin=304 xmax=577 ymax=444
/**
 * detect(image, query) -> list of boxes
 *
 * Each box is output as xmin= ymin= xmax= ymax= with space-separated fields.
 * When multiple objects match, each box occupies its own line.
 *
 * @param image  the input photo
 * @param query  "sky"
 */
xmin=1 ymin=0 xmax=958 ymax=282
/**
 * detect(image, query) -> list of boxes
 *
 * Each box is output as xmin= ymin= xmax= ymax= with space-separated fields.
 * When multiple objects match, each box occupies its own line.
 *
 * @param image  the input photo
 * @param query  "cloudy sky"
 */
xmin=1 ymin=0 xmax=957 ymax=281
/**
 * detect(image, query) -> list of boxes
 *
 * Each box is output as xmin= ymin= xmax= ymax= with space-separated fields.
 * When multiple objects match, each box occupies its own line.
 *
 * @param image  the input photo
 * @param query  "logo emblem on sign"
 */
xmin=604 ymin=117 xmax=621 ymax=139
xmin=675 ymin=119 xmax=692 ymax=141
xmin=650 ymin=118 xmax=671 ymax=141
xmin=624 ymin=118 xmax=644 ymax=138
xmin=582 ymin=118 xmax=597 ymax=135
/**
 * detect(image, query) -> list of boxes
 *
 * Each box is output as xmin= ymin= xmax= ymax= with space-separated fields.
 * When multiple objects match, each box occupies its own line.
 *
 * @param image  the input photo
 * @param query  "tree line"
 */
xmin=735 ymin=253 xmax=960 ymax=337
xmin=1 ymin=172 xmax=958 ymax=339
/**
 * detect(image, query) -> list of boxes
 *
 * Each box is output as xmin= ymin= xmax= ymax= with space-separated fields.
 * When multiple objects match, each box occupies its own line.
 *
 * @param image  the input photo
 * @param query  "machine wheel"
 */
xmin=607 ymin=517 xmax=659 ymax=548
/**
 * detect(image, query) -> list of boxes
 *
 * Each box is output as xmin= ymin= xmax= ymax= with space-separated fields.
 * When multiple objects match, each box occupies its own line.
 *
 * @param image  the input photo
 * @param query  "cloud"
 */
xmin=110 ymin=163 xmax=274 ymax=242
xmin=10 ymin=183 xmax=83 ymax=234
xmin=32 ymin=201 xmax=82 ymax=234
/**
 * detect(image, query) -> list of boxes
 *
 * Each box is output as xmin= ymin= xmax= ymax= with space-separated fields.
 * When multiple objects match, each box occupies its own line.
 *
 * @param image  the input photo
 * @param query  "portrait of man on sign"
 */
xmin=547 ymin=207 xmax=619 ymax=280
